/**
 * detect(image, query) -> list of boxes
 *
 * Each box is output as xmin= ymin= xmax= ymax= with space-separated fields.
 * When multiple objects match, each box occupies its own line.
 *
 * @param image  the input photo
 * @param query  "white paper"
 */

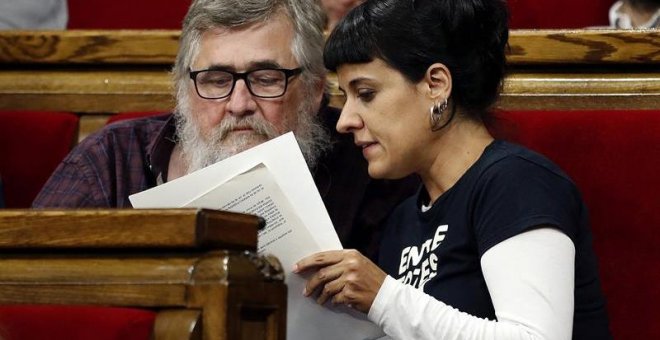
xmin=129 ymin=132 xmax=384 ymax=340
xmin=130 ymin=133 xmax=340 ymax=250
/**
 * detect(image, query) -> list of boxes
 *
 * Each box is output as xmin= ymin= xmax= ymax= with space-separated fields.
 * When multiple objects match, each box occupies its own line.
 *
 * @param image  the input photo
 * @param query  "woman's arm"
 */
xmin=368 ymin=227 xmax=575 ymax=340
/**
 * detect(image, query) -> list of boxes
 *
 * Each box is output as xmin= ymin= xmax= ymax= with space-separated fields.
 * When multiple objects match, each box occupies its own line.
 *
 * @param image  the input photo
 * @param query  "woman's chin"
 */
xmin=367 ymin=164 xmax=404 ymax=180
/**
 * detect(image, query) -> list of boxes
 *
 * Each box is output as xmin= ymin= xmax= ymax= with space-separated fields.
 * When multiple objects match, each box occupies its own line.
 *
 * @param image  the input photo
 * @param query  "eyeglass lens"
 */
xmin=194 ymin=69 xmax=289 ymax=99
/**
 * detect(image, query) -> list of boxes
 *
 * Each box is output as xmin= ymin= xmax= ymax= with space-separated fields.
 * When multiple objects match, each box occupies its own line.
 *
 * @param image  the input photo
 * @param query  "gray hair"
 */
xmin=172 ymin=0 xmax=326 ymax=101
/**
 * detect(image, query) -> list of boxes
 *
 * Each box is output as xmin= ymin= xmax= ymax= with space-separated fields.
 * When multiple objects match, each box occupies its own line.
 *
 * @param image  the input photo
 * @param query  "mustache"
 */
xmin=212 ymin=115 xmax=279 ymax=141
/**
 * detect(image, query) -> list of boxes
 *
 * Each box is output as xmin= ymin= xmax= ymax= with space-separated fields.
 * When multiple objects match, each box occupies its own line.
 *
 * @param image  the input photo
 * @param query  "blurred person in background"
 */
xmin=609 ymin=0 xmax=659 ymax=28
xmin=0 ymin=0 xmax=67 ymax=29
xmin=322 ymin=0 xmax=364 ymax=30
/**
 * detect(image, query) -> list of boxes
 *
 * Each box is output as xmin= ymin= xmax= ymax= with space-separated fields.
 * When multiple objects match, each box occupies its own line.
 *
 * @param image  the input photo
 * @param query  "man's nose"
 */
xmin=225 ymin=79 xmax=257 ymax=117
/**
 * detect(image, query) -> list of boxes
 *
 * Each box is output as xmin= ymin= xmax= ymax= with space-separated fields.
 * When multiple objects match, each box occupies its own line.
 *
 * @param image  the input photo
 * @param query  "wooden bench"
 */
xmin=0 ymin=29 xmax=658 ymax=141
xmin=0 ymin=29 xmax=659 ymax=339
xmin=0 ymin=208 xmax=286 ymax=340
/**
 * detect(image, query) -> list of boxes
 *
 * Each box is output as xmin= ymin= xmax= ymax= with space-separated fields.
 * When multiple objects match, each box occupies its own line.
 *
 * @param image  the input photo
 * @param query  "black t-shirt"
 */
xmin=378 ymin=140 xmax=611 ymax=339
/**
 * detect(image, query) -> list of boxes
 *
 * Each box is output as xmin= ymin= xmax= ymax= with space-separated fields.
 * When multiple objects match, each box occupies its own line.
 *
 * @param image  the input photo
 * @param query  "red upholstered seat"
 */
xmin=0 ymin=112 xmax=167 ymax=337
xmin=0 ymin=111 xmax=79 ymax=208
xmin=490 ymin=109 xmax=660 ymax=340
xmin=67 ymin=0 xmax=191 ymax=29
xmin=507 ymin=0 xmax=611 ymax=28
xmin=0 ymin=305 xmax=155 ymax=340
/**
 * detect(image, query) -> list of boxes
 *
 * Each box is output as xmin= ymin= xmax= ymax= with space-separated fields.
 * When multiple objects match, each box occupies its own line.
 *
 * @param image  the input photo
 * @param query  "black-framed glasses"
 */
xmin=189 ymin=68 xmax=302 ymax=99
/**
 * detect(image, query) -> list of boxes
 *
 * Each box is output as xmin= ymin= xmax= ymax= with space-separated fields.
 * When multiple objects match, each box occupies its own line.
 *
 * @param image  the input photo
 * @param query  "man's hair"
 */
xmin=172 ymin=0 xmax=326 ymax=100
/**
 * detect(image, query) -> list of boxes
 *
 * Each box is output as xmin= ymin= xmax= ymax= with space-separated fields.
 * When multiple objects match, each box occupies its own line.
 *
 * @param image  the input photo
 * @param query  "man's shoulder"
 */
xmin=83 ymin=114 xmax=171 ymax=146
xmin=70 ymin=113 xmax=173 ymax=162
xmin=102 ymin=113 xmax=172 ymax=136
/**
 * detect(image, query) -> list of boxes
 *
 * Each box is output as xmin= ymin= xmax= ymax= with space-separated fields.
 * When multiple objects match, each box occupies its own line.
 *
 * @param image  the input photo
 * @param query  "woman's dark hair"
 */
xmin=324 ymin=0 xmax=509 ymax=120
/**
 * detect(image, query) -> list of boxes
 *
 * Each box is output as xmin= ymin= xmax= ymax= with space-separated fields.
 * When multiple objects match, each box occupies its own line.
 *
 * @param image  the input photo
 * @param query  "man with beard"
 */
xmin=32 ymin=0 xmax=416 ymax=260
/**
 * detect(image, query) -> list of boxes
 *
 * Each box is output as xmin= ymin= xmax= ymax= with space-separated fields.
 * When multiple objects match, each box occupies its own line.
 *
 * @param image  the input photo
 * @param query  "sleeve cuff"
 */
xmin=368 ymin=275 xmax=398 ymax=325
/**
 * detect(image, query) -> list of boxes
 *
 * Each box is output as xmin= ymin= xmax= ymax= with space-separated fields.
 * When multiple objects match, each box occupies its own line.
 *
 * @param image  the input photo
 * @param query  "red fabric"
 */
xmin=67 ymin=0 xmax=192 ymax=29
xmin=68 ymin=0 xmax=613 ymax=30
xmin=507 ymin=0 xmax=612 ymax=29
xmin=0 ymin=305 xmax=155 ymax=340
xmin=0 ymin=111 xmax=79 ymax=208
xmin=489 ymin=109 xmax=660 ymax=340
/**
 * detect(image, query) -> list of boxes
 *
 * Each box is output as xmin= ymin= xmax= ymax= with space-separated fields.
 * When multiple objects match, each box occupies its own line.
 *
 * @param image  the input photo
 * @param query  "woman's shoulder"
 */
xmin=479 ymin=140 xmax=574 ymax=186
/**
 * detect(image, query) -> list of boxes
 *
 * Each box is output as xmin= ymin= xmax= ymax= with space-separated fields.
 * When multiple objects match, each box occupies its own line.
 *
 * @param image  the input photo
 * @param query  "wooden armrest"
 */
xmin=0 ymin=208 xmax=264 ymax=250
xmin=0 ymin=209 xmax=285 ymax=340
xmin=154 ymin=309 xmax=202 ymax=340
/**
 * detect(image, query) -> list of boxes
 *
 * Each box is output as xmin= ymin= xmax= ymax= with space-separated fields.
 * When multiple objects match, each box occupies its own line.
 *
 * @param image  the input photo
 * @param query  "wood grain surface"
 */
xmin=0 ymin=209 xmax=260 ymax=250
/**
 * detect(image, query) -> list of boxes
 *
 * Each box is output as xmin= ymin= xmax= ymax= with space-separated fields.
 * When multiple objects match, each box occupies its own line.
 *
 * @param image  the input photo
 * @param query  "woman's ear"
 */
xmin=423 ymin=63 xmax=452 ymax=100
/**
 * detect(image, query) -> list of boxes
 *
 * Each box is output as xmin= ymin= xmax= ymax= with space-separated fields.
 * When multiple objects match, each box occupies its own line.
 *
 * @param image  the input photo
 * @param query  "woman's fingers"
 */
xmin=294 ymin=250 xmax=344 ymax=273
xmin=305 ymin=265 xmax=343 ymax=297
xmin=317 ymin=275 xmax=346 ymax=305
xmin=295 ymin=249 xmax=387 ymax=313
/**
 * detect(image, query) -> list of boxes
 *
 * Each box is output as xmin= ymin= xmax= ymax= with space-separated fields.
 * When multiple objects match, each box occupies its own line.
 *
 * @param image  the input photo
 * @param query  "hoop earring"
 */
xmin=429 ymin=98 xmax=448 ymax=131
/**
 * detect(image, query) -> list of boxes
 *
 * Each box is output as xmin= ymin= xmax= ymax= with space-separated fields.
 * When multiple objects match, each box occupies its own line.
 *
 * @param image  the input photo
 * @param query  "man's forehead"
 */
xmin=194 ymin=17 xmax=297 ymax=70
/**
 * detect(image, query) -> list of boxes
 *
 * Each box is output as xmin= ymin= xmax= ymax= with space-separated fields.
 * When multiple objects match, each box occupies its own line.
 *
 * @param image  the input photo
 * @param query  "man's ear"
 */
xmin=423 ymin=63 xmax=452 ymax=100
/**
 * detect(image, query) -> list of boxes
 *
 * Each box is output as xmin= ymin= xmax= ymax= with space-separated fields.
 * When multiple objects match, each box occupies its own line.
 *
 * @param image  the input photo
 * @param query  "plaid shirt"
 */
xmin=32 ymin=110 xmax=418 ymax=259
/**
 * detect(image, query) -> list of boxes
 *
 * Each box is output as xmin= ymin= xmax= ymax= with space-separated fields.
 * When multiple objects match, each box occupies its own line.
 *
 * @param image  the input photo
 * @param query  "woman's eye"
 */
xmin=357 ymin=89 xmax=375 ymax=102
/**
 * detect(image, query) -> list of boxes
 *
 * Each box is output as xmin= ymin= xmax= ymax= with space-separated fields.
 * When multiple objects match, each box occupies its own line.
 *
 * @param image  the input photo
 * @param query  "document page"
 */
xmin=130 ymin=133 xmax=384 ymax=339
xmin=186 ymin=164 xmax=318 ymax=255
xmin=130 ymin=132 xmax=341 ymax=249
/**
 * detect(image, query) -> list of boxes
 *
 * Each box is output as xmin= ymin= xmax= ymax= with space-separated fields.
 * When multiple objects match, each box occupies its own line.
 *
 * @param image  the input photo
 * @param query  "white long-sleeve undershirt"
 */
xmin=368 ymin=228 xmax=575 ymax=340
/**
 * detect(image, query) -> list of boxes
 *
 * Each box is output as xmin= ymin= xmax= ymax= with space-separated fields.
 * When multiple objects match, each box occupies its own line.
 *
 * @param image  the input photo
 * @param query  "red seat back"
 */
xmin=490 ymin=109 xmax=660 ymax=339
xmin=67 ymin=0 xmax=191 ymax=29
xmin=0 ymin=111 xmax=79 ymax=208
xmin=0 ymin=305 xmax=155 ymax=340
xmin=507 ymin=0 xmax=611 ymax=28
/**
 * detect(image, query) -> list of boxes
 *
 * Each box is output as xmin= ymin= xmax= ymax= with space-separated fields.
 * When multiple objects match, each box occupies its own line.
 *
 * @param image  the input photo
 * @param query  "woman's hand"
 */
xmin=294 ymin=249 xmax=387 ymax=313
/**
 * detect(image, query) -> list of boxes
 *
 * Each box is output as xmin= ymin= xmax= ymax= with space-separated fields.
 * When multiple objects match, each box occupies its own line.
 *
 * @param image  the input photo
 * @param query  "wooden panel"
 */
xmin=0 ymin=30 xmax=179 ymax=64
xmin=187 ymin=252 xmax=287 ymax=340
xmin=328 ymin=71 xmax=660 ymax=111
xmin=0 ymin=209 xmax=286 ymax=340
xmin=0 ymin=30 xmax=657 ymax=65
xmin=79 ymin=114 xmax=111 ymax=142
xmin=508 ymin=29 xmax=660 ymax=65
xmin=0 ymin=69 xmax=174 ymax=113
xmin=0 ymin=29 xmax=657 ymax=139
xmin=3 ymin=69 xmax=658 ymax=113
xmin=499 ymin=72 xmax=660 ymax=110
xmin=154 ymin=309 xmax=203 ymax=340
xmin=0 ymin=253 xmax=194 ymax=306
xmin=0 ymin=256 xmax=197 ymax=283
xmin=0 ymin=209 xmax=260 ymax=250
xmin=0 ymin=284 xmax=187 ymax=307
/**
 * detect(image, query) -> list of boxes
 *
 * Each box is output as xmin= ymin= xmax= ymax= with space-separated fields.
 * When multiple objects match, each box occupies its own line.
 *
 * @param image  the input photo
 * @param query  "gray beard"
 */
xmin=174 ymin=94 xmax=331 ymax=174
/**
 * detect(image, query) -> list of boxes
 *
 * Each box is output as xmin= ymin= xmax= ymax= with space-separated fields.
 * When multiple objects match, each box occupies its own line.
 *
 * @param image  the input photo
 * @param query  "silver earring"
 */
xmin=429 ymin=98 xmax=448 ymax=131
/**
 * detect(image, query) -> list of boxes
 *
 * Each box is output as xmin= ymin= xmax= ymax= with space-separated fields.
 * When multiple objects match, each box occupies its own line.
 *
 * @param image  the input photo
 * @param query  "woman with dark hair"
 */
xmin=295 ymin=0 xmax=612 ymax=339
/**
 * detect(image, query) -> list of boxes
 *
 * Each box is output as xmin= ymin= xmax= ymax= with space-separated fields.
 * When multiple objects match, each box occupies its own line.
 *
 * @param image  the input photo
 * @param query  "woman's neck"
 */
xmin=419 ymin=118 xmax=493 ymax=205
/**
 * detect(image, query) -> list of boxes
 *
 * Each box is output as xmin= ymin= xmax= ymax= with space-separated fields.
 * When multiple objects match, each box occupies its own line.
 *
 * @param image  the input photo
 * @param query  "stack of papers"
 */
xmin=130 ymin=132 xmax=385 ymax=340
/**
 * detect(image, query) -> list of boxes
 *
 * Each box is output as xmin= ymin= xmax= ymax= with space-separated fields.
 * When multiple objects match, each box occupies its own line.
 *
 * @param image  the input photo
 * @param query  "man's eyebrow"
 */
xmin=205 ymin=64 xmax=235 ymax=72
xmin=202 ymin=60 xmax=284 ymax=72
xmin=248 ymin=60 xmax=284 ymax=70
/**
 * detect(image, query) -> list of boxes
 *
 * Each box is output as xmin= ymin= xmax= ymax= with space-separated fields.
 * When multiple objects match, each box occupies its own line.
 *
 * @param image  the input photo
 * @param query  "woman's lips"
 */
xmin=356 ymin=141 xmax=378 ymax=157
